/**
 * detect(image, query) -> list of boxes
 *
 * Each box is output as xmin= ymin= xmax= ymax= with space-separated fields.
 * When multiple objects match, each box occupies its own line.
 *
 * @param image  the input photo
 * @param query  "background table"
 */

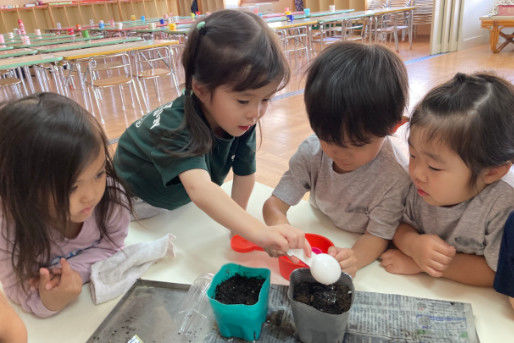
xmin=8 ymin=174 xmax=514 ymax=343
xmin=480 ymin=15 xmax=514 ymax=53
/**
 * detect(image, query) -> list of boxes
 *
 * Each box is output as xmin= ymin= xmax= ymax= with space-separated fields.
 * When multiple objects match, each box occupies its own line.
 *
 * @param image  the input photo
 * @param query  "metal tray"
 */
xmin=88 ymin=279 xmax=478 ymax=343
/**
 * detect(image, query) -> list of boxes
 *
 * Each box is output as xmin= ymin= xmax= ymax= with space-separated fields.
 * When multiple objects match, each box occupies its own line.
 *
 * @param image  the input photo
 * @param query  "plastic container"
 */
xmin=171 ymin=273 xmax=214 ymax=342
xmin=288 ymin=268 xmax=354 ymax=343
xmin=207 ymin=263 xmax=271 ymax=341
xmin=278 ymin=233 xmax=334 ymax=280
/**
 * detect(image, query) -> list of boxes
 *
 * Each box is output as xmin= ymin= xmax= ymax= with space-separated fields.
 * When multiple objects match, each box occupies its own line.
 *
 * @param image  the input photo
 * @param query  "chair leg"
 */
xmin=394 ymin=29 xmax=399 ymax=52
xmin=119 ymin=85 xmax=126 ymax=110
xmin=153 ymin=77 xmax=161 ymax=104
xmin=130 ymin=80 xmax=146 ymax=116
xmin=137 ymin=79 xmax=150 ymax=113
xmin=89 ymin=87 xmax=104 ymax=123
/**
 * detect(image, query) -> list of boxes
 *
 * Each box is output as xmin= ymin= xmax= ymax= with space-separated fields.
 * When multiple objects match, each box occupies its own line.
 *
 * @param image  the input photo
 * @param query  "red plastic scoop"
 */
xmin=230 ymin=235 xmax=264 ymax=252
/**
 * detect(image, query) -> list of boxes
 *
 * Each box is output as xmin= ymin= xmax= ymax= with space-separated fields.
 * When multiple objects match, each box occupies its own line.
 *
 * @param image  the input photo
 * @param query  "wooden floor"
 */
xmin=90 ymin=37 xmax=513 ymax=188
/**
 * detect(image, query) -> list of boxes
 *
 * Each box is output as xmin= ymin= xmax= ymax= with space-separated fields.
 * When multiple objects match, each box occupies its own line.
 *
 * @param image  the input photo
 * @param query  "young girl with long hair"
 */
xmin=0 ymin=93 xmax=131 ymax=317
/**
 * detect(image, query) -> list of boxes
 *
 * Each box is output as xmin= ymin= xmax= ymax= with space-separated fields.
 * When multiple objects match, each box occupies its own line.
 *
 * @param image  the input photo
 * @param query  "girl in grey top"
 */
xmin=380 ymin=73 xmax=514 ymax=287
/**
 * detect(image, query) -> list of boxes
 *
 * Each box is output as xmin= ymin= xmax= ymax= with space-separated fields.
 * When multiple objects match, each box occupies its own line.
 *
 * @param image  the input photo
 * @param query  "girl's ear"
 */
xmin=191 ymin=79 xmax=209 ymax=103
xmin=481 ymin=162 xmax=513 ymax=185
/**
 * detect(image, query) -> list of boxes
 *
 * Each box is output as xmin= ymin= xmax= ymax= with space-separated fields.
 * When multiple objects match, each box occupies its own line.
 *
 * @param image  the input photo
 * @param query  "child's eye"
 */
xmin=409 ymin=154 xmax=416 ymax=159
xmin=262 ymin=98 xmax=271 ymax=103
xmin=70 ymin=185 xmax=78 ymax=193
xmin=428 ymin=166 xmax=442 ymax=171
xmin=237 ymin=100 xmax=249 ymax=105
xmin=96 ymin=170 xmax=106 ymax=179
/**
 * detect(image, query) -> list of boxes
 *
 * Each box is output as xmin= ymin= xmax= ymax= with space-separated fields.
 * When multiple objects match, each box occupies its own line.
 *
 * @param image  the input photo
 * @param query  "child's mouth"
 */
xmin=238 ymin=126 xmax=250 ymax=131
xmin=417 ymin=188 xmax=428 ymax=197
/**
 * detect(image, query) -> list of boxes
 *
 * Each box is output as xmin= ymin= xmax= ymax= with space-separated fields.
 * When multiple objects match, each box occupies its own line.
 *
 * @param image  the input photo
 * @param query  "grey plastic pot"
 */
xmin=287 ymin=268 xmax=354 ymax=343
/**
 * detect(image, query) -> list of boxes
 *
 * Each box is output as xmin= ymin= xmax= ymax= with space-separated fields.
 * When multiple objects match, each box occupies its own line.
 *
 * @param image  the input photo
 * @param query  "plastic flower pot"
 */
xmin=207 ymin=263 xmax=271 ymax=341
xmin=287 ymin=268 xmax=354 ymax=343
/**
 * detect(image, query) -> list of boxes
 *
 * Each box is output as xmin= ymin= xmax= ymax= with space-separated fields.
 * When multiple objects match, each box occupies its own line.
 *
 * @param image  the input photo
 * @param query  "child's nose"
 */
xmin=81 ymin=187 xmax=96 ymax=203
xmin=412 ymin=164 xmax=427 ymax=183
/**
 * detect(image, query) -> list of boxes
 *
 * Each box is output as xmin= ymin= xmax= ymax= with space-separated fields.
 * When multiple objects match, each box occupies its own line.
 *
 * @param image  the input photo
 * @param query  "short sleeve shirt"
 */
xmin=403 ymin=180 xmax=514 ymax=271
xmin=272 ymin=135 xmax=411 ymax=239
xmin=114 ymin=95 xmax=256 ymax=210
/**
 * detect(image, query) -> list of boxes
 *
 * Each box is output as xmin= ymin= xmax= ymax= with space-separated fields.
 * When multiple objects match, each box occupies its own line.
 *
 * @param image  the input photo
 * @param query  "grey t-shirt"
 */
xmin=273 ymin=135 xmax=411 ymax=239
xmin=403 ymin=180 xmax=514 ymax=271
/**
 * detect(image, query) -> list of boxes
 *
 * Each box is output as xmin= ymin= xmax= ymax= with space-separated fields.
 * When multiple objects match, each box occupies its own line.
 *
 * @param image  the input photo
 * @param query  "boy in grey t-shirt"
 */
xmin=263 ymin=42 xmax=410 ymax=277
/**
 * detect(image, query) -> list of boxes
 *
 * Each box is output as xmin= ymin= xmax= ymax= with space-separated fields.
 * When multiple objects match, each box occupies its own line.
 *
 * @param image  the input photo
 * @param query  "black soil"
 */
xmin=215 ymin=274 xmax=265 ymax=305
xmin=293 ymin=281 xmax=352 ymax=314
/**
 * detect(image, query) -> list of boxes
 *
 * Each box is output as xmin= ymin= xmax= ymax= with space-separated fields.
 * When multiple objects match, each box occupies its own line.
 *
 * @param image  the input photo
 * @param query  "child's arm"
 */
xmin=352 ymin=232 xmax=388 ymax=270
xmin=327 ymin=232 xmax=387 ymax=277
xmin=231 ymin=173 xmax=255 ymax=210
xmin=0 ymin=233 xmax=58 ymax=317
xmin=180 ymin=169 xmax=308 ymax=255
xmin=37 ymin=258 xmax=83 ymax=312
xmin=510 ymin=297 xmax=514 ymax=311
xmin=439 ymin=253 xmax=495 ymax=286
xmin=393 ymin=222 xmax=456 ymax=277
xmin=263 ymin=195 xmax=292 ymax=225
xmin=60 ymin=203 xmax=130 ymax=283
xmin=0 ymin=291 xmax=27 ymax=343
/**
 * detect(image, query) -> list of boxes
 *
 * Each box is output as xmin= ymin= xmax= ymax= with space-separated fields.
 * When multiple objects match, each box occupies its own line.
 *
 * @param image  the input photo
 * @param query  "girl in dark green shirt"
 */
xmin=114 ymin=9 xmax=310 ymax=257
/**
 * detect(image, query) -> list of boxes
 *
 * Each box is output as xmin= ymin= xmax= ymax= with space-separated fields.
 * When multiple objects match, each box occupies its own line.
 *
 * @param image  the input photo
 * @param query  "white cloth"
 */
xmin=89 ymin=234 xmax=175 ymax=304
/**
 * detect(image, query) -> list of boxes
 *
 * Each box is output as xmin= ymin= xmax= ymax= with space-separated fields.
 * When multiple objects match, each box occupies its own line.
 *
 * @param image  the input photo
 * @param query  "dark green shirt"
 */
xmin=114 ymin=95 xmax=256 ymax=210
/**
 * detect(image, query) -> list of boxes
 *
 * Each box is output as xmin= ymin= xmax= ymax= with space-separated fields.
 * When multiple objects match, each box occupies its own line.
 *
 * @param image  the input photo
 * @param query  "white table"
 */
xmin=9 ymin=181 xmax=514 ymax=342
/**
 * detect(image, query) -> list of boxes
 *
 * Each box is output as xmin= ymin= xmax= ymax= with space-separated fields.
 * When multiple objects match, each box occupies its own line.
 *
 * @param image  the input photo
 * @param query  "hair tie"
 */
xmin=196 ymin=21 xmax=207 ymax=35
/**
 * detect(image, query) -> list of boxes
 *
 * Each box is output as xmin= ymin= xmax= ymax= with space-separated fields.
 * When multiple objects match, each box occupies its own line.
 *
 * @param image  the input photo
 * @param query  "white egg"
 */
xmin=310 ymin=253 xmax=341 ymax=285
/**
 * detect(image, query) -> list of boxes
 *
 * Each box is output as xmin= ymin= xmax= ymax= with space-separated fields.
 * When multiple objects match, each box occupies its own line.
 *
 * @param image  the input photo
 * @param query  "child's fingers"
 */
xmin=433 ymin=241 xmax=456 ymax=257
xmin=38 ymin=268 xmax=51 ymax=289
xmin=339 ymin=257 xmax=355 ymax=271
xmin=334 ymin=248 xmax=352 ymax=262
xmin=424 ymin=266 xmax=443 ymax=278
xmin=60 ymin=258 xmax=72 ymax=274
xmin=303 ymin=238 xmax=312 ymax=257
xmin=430 ymin=251 xmax=454 ymax=266
xmin=49 ymin=267 xmax=62 ymax=275
xmin=327 ymin=246 xmax=339 ymax=256
xmin=45 ymin=274 xmax=61 ymax=290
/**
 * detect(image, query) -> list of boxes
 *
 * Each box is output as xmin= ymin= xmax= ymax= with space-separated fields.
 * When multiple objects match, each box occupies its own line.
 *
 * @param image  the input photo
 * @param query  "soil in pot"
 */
xmin=293 ymin=281 xmax=352 ymax=314
xmin=214 ymin=274 xmax=265 ymax=305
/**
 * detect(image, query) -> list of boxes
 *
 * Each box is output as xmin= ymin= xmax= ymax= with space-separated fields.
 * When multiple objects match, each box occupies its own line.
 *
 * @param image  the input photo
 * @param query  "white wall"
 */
xmin=458 ymin=0 xmax=494 ymax=49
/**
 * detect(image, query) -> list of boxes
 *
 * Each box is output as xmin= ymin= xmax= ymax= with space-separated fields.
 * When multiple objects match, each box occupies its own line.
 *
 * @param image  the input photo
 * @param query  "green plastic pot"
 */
xmin=207 ymin=263 xmax=270 ymax=341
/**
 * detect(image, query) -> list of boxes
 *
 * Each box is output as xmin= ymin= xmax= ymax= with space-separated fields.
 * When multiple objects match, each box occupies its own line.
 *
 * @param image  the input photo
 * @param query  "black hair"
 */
xmin=410 ymin=72 xmax=514 ymax=186
xmin=0 ymin=93 xmax=132 ymax=290
xmin=172 ymin=9 xmax=289 ymax=157
xmin=304 ymin=41 xmax=408 ymax=146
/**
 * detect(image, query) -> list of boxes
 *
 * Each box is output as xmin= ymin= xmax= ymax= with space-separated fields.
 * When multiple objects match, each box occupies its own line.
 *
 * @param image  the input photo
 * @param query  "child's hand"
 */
xmin=328 ymin=246 xmax=357 ymax=277
xmin=261 ymin=224 xmax=311 ymax=257
xmin=39 ymin=258 xmax=83 ymax=312
xmin=411 ymin=234 xmax=456 ymax=277
xmin=380 ymin=249 xmax=422 ymax=275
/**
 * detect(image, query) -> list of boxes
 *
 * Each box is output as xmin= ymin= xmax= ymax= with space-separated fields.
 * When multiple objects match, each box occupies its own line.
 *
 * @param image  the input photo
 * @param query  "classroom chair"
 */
xmin=85 ymin=52 xmax=145 ymax=121
xmin=134 ymin=46 xmax=180 ymax=111
xmin=277 ymin=26 xmax=311 ymax=69
xmin=0 ymin=73 xmax=24 ymax=100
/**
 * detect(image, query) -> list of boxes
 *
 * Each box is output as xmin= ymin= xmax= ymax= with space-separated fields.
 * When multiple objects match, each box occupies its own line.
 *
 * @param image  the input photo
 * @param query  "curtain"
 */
xmin=430 ymin=0 xmax=462 ymax=54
